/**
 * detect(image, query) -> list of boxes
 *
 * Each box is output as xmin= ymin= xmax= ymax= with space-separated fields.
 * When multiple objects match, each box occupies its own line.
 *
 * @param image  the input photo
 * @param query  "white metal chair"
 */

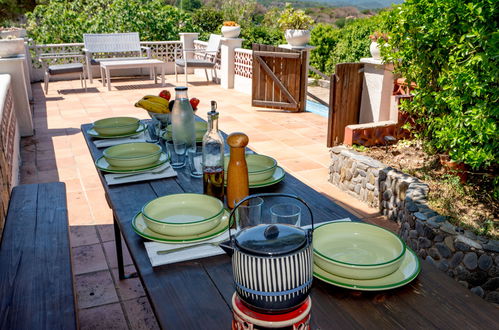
xmin=83 ymin=32 xmax=151 ymax=83
xmin=175 ymin=34 xmax=221 ymax=84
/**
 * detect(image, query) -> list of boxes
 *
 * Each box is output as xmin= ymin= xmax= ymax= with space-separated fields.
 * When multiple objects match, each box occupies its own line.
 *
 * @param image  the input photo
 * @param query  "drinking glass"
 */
xmin=166 ymin=140 xmax=186 ymax=168
xmin=188 ymin=147 xmax=203 ymax=178
xmin=270 ymin=204 xmax=301 ymax=226
xmin=145 ymin=119 xmax=160 ymax=143
xmin=236 ymin=197 xmax=263 ymax=231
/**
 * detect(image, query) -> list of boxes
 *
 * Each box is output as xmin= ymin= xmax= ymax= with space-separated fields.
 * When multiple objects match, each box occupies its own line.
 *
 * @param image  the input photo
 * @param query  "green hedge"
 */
xmin=26 ymin=0 xmax=199 ymax=44
xmin=384 ymin=0 xmax=498 ymax=170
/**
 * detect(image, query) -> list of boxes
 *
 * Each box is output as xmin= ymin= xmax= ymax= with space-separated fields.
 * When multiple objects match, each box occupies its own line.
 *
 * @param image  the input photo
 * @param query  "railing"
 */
xmin=29 ymin=41 xmax=183 ymax=68
xmin=234 ymin=48 xmax=252 ymax=79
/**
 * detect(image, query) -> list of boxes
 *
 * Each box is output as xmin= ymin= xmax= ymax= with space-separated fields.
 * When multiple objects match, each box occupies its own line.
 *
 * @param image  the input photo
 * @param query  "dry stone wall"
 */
xmin=329 ymin=146 xmax=499 ymax=304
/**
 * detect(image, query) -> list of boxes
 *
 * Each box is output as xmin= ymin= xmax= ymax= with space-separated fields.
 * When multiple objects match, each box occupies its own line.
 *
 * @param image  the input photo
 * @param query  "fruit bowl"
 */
xmin=313 ymin=221 xmax=406 ymax=280
xmin=141 ymin=193 xmax=225 ymax=236
xmin=93 ymin=117 xmax=140 ymax=136
xmin=148 ymin=111 xmax=170 ymax=126
xmin=103 ymin=142 xmax=162 ymax=168
xmin=224 ymin=154 xmax=277 ymax=183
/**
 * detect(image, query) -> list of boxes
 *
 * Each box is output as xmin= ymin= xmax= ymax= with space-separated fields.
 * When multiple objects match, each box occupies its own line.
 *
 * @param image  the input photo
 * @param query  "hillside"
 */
xmin=258 ymin=0 xmax=403 ymax=10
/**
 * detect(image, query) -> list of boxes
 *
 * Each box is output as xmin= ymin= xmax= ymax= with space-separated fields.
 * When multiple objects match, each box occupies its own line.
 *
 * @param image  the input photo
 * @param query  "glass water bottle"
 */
xmin=202 ymin=101 xmax=225 ymax=201
xmin=171 ymin=87 xmax=196 ymax=167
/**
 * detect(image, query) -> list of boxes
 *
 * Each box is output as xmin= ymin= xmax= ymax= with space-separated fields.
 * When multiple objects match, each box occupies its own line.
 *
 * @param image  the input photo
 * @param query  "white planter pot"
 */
xmin=370 ymin=42 xmax=381 ymax=60
xmin=284 ymin=29 xmax=310 ymax=47
xmin=0 ymin=28 xmax=26 ymax=39
xmin=0 ymin=38 xmax=25 ymax=58
xmin=221 ymin=26 xmax=241 ymax=38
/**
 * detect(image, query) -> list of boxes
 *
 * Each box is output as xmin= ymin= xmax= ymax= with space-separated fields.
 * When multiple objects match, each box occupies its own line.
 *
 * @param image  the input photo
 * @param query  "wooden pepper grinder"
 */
xmin=226 ymin=132 xmax=249 ymax=209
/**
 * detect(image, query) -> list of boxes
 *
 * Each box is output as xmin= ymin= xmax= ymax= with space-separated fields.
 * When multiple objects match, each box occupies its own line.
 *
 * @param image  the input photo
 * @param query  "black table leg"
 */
xmin=113 ymin=215 xmax=137 ymax=280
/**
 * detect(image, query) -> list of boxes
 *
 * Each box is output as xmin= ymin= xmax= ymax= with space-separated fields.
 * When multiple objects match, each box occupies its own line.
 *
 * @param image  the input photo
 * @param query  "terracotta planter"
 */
xmin=370 ymin=42 xmax=381 ymax=59
xmin=284 ymin=29 xmax=310 ymax=47
xmin=221 ymin=26 xmax=241 ymax=38
xmin=439 ymin=155 xmax=467 ymax=183
xmin=0 ymin=38 xmax=25 ymax=58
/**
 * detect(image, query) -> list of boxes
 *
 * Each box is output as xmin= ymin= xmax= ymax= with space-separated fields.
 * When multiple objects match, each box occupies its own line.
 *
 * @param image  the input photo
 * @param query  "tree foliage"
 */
xmin=26 ymin=0 xmax=199 ymax=44
xmin=384 ymin=0 xmax=499 ymax=170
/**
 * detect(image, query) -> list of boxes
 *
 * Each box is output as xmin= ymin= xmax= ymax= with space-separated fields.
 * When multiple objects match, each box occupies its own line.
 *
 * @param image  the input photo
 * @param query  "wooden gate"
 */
xmin=327 ymin=62 xmax=364 ymax=147
xmin=251 ymin=44 xmax=307 ymax=112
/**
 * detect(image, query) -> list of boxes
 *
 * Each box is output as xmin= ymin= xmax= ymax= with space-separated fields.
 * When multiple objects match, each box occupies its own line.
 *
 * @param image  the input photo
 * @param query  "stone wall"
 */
xmin=329 ymin=146 xmax=499 ymax=304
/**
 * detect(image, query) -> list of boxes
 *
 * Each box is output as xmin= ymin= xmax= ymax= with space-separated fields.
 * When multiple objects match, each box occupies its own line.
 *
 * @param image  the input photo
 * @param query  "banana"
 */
xmin=142 ymin=95 xmax=168 ymax=106
xmin=136 ymin=99 xmax=169 ymax=114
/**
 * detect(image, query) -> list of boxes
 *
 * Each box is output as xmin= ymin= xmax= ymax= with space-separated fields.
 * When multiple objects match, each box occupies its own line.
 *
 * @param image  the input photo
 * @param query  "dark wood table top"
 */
xmin=81 ymin=123 xmax=498 ymax=329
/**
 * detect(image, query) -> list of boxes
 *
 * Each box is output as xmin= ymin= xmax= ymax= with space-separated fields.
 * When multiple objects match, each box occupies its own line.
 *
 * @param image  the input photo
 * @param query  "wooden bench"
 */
xmin=0 ymin=182 xmax=77 ymax=329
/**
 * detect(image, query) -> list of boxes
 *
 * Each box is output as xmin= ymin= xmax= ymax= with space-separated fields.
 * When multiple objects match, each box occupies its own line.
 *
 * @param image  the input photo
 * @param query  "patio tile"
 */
xmin=96 ymin=224 xmax=115 ymax=242
xmin=279 ymin=157 xmax=324 ymax=172
xmin=102 ymin=240 xmax=134 ymax=269
xmin=78 ymin=303 xmax=128 ymax=330
xmin=75 ymin=270 xmax=119 ymax=309
xmin=110 ymin=266 xmax=146 ymax=301
xmin=70 ymin=225 xmax=100 ymax=247
xmin=36 ymin=169 xmax=60 ymax=183
xmin=122 ymin=297 xmax=160 ymax=330
xmin=72 ymin=243 xmax=108 ymax=275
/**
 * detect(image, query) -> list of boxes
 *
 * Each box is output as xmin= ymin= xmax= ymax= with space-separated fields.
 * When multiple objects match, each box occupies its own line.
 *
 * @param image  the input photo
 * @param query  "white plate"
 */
xmin=88 ymin=123 xmax=147 ymax=139
xmin=313 ymin=248 xmax=420 ymax=291
xmin=95 ymin=152 xmax=168 ymax=173
xmin=132 ymin=211 xmax=231 ymax=243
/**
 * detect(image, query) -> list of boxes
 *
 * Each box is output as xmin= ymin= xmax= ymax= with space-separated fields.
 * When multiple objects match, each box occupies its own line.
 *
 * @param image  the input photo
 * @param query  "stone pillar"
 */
xmin=180 ymin=33 xmax=199 ymax=74
xmin=220 ymin=37 xmax=243 ymax=89
xmin=359 ymin=58 xmax=396 ymax=123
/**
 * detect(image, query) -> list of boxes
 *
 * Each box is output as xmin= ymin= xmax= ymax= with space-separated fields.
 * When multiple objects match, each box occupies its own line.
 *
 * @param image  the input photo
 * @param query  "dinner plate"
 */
xmin=313 ymin=248 xmax=420 ymax=291
xmin=132 ymin=210 xmax=231 ymax=243
xmin=95 ymin=152 xmax=168 ymax=173
xmin=88 ymin=123 xmax=147 ymax=139
xmin=224 ymin=166 xmax=285 ymax=188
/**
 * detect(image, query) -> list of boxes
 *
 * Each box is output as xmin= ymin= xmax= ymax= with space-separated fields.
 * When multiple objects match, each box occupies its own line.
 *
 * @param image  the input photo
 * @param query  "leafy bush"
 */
xmin=26 ymin=0 xmax=199 ymax=44
xmin=240 ymin=25 xmax=285 ymax=49
xmin=192 ymin=7 xmax=223 ymax=40
xmin=309 ymin=14 xmax=386 ymax=76
xmin=384 ymin=0 xmax=498 ymax=170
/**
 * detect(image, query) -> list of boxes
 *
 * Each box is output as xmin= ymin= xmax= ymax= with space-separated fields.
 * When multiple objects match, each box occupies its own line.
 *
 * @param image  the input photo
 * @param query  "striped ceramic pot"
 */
xmin=231 ymin=224 xmax=313 ymax=313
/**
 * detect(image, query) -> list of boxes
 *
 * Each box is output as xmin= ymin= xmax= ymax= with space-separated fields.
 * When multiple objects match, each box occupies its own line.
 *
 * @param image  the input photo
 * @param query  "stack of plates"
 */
xmin=223 ymin=154 xmax=285 ymax=188
xmin=312 ymin=221 xmax=420 ymax=291
xmin=132 ymin=193 xmax=231 ymax=243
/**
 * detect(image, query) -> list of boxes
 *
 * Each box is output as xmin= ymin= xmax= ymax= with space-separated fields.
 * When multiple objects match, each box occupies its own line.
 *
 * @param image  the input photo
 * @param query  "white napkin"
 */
xmin=144 ymin=218 xmax=352 ymax=267
xmin=104 ymin=163 xmax=176 ymax=185
xmin=93 ymin=132 xmax=148 ymax=148
xmin=145 ymin=230 xmax=233 ymax=267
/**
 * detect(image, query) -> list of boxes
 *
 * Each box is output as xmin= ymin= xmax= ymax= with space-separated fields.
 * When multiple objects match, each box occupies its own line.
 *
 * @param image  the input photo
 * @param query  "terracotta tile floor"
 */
xmin=20 ymin=75 xmax=398 ymax=329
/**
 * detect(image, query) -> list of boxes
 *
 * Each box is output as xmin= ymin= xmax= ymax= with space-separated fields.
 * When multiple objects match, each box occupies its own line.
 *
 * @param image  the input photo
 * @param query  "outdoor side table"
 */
xmin=99 ymin=59 xmax=166 ymax=91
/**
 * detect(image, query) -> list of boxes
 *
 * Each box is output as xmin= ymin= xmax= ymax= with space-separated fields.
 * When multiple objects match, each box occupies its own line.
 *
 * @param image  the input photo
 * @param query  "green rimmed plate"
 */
xmin=313 ymin=248 xmax=420 ymax=291
xmin=224 ymin=166 xmax=285 ymax=188
xmin=95 ymin=152 xmax=169 ymax=173
xmin=132 ymin=210 xmax=231 ymax=244
xmin=88 ymin=123 xmax=147 ymax=139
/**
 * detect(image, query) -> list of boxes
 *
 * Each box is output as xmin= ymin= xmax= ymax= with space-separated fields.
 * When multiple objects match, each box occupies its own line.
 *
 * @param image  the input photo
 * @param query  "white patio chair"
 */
xmin=83 ymin=32 xmax=151 ymax=83
xmin=175 ymin=34 xmax=221 ymax=84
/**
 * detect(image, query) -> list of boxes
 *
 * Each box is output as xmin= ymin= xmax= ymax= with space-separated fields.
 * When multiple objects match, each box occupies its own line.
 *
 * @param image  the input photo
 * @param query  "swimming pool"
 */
xmin=306 ymin=100 xmax=329 ymax=118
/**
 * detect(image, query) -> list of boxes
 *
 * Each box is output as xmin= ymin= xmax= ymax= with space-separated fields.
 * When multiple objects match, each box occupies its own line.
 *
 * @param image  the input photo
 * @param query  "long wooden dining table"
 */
xmin=81 ymin=122 xmax=498 ymax=329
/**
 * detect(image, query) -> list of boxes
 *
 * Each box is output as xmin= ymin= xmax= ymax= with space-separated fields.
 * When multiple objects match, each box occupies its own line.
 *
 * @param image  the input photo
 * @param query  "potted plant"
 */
xmin=278 ymin=4 xmax=314 ymax=47
xmin=369 ymin=32 xmax=389 ymax=60
xmin=0 ymin=35 xmax=25 ymax=58
xmin=221 ymin=21 xmax=241 ymax=38
xmin=0 ymin=26 xmax=27 ymax=39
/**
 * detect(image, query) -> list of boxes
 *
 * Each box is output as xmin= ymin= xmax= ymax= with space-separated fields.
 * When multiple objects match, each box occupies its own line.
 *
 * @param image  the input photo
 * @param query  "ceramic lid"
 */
xmin=234 ymin=224 xmax=307 ymax=256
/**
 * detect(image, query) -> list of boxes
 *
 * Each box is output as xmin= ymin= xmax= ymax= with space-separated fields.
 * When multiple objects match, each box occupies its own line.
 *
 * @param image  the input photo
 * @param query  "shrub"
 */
xmin=26 ymin=0 xmax=199 ymax=44
xmin=192 ymin=7 xmax=223 ymax=40
xmin=240 ymin=24 xmax=285 ymax=49
xmin=277 ymin=4 xmax=314 ymax=30
xmin=384 ymin=0 xmax=499 ymax=170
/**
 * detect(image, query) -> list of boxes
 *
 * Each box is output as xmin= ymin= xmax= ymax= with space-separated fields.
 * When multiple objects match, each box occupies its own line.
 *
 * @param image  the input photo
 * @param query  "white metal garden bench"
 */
xmin=83 ymin=32 xmax=152 ymax=83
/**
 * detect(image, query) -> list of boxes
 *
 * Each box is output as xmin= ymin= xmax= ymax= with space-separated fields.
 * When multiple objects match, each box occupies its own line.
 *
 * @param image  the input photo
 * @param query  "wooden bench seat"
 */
xmin=0 ymin=182 xmax=77 ymax=330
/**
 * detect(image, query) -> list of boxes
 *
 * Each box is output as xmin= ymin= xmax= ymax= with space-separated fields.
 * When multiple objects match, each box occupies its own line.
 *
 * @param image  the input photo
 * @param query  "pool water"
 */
xmin=306 ymin=100 xmax=329 ymax=118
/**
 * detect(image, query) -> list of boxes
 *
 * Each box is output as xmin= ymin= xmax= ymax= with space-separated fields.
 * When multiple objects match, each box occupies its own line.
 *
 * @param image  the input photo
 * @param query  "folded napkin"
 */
xmin=104 ymin=163 xmax=176 ymax=185
xmin=144 ymin=218 xmax=352 ymax=267
xmin=93 ymin=132 xmax=148 ymax=148
xmin=145 ymin=230 xmax=233 ymax=267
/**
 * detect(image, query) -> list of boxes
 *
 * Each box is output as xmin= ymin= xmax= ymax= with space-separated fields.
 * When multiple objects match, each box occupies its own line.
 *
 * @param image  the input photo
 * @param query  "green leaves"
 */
xmin=384 ymin=0 xmax=498 ymax=171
